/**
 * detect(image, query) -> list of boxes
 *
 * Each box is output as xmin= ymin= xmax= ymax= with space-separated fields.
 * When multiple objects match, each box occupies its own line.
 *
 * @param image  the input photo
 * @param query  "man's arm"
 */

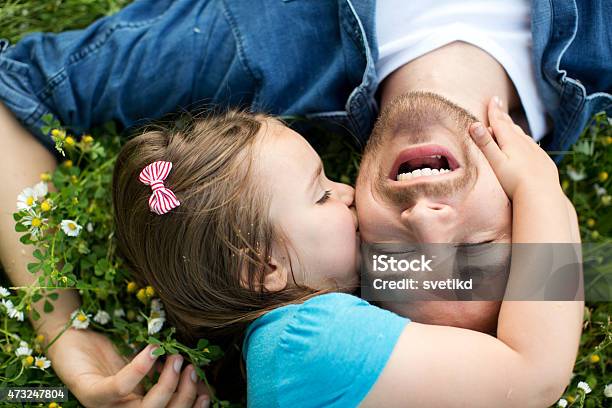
xmin=1 ymin=102 xmax=208 ymax=408
xmin=0 ymin=102 xmax=78 ymax=339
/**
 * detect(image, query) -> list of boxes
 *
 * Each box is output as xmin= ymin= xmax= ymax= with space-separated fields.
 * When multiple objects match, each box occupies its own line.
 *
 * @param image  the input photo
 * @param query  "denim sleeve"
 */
xmin=275 ymin=293 xmax=409 ymax=408
xmin=0 ymin=0 xmax=255 ymax=153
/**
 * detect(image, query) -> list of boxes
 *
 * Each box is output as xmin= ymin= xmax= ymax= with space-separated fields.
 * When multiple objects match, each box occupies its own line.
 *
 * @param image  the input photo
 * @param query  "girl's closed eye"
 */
xmin=317 ymin=189 xmax=332 ymax=204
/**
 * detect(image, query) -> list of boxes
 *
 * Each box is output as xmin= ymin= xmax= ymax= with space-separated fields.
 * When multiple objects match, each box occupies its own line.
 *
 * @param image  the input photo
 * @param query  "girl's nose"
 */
xmin=336 ymin=182 xmax=355 ymax=206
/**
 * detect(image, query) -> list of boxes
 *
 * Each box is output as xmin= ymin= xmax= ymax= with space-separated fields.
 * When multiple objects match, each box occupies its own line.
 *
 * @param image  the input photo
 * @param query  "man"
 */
xmin=0 ymin=0 xmax=606 ymax=405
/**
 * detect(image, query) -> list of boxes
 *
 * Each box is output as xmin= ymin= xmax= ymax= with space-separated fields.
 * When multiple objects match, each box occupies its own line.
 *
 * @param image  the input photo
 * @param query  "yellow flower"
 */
xmin=586 ymin=218 xmax=596 ymax=228
xmin=23 ymin=355 xmax=34 ymax=366
xmin=566 ymin=395 xmax=575 ymax=403
xmin=63 ymin=160 xmax=73 ymax=168
xmin=40 ymin=200 xmax=52 ymax=212
xmin=136 ymin=288 xmax=148 ymax=304
xmin=590 ymin=354 xmax=600 ymax=363
xmin=605 ymin=136 xmax=612 ymax=145
xmin=599 ymin=171 xmax=609 ymax=182
xmin=77 ymin=313 xmax=87 ymax=322
xmin=203 ymin=347 xmax=210 ymax=353
xmin=602 ymin=195 xmax=612 ymax=206
xmin=31 ymin=218 xmax=42 ymax=228
xmin=126 ymin=310 xmax=137 ymax=321
xmin=36 ymin=334 xmax=45 ymax=343
xmin=26 ymin=196 xmax=35 ymax=206
xmin=561 ymin=179 xmax=570 ymax=191
xmin=51 ymin=129 xmax=65 ymax=140
xmin=64 ymin=136 xmax=75 ymax=147
xmin=591 ymin=230 xmax=600 ymax=240
xmin=145 ymin=286 xmax=155 ymax=297
xmin=82 ymin=135 xmax=94 ymax=144
xmin=126 ymin=281 xmax=137 ymax=293
xmin=49 ymin=403 xmax=58 ymax=408
xmin=40 ymin=172 xmax=52 ymax=182
xmin=60 ymin=276 xmax=68 ymax=284
xmin=70 ymin=175 xmax=78 ymax=184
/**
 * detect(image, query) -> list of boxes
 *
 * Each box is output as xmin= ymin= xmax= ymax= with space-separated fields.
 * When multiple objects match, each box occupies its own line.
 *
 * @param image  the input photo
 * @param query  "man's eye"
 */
xmin=317 ymin=190 xmax=332 ymax=204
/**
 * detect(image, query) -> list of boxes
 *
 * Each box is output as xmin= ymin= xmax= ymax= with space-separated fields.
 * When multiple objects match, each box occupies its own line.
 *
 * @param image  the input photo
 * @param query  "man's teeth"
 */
xmin=397 ymin=168 xmax=451 ymax=181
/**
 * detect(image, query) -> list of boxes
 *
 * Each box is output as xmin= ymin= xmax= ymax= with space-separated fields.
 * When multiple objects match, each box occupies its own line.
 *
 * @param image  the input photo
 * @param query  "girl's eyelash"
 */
xmin=317 ymin=190 xmax=332 ymax=204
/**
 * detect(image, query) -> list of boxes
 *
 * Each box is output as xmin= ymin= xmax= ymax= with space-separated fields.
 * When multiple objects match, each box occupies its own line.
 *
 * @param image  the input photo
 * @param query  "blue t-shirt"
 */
xmin=243 ymin=293 xmax=410 ymax=408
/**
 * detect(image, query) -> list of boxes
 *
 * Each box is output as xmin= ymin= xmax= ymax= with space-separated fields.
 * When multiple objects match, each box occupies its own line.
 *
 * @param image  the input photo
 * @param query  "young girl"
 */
xmin=112 ymin=98 xmax=582 ymax=407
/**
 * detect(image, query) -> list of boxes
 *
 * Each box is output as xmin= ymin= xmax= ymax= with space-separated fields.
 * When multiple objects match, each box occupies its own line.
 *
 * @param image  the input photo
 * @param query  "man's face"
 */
xmin=356 ymin=92 xmax=511 ymax=245
xmin=355 ymin=92 xmax=511 ymax=332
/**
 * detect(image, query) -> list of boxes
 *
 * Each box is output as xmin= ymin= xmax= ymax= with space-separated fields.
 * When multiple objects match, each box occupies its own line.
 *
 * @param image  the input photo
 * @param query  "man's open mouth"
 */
xmin=389 ymin=145 xmax=460 ymax=182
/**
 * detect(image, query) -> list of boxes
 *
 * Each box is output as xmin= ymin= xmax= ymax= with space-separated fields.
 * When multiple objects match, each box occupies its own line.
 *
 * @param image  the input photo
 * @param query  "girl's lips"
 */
xmin=388 ymin=144 xmax=461 ymax=180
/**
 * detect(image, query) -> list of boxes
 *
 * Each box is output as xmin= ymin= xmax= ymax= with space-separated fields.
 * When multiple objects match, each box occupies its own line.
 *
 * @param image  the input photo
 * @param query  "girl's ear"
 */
xmin=238 ymin=249 xmax=289 ymax=292
xmin=260 ymin=259 xmax=289 ymax=292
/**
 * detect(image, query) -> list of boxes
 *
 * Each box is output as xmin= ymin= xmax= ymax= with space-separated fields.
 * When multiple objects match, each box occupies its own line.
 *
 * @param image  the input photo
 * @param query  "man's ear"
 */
xmin=238 ymin=249 xmax=288 ymax=292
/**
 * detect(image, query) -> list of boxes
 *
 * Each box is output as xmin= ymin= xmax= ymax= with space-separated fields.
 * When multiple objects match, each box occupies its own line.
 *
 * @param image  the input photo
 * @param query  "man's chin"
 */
xmin=380 ymin=300 xmax=501 ymax=335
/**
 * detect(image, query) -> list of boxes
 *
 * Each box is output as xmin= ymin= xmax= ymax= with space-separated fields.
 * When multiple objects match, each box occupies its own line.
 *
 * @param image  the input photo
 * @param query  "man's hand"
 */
xmin=47 ymin=327 xmax=211 ymax=408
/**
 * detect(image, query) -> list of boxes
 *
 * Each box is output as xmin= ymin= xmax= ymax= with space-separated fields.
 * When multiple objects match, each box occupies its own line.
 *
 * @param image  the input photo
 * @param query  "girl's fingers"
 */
xmin=142 ymin=354 xmax=184 ymax=407
xmin=487 ymin=96 xmax=516 ymax=148
xmin=103 ymin=344 xmax=160 ymax=399
xmin=167 ymin=365 xmax=199 ymax=408
xmin=469 ymin=122 xmax=506 ymax=169
xmin=193 ymin=394 xmax=211 ymax=408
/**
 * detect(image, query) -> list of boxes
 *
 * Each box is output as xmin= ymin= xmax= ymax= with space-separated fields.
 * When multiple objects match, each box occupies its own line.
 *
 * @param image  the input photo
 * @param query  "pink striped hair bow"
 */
xmin=138 ymin=161 xmax=180 ymax=215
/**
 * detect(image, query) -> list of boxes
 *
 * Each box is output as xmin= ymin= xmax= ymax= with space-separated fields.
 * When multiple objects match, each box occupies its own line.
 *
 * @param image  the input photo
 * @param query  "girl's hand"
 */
xmin=47 ymin=328 xmax=211 ymax=408
xmin=468 ymin=96 xmax=560 ymax=199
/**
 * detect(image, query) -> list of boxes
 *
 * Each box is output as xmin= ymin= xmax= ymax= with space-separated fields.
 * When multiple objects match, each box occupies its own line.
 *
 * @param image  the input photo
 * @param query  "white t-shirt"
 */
xmin=376 ymin=0 xmax=547 ymax=141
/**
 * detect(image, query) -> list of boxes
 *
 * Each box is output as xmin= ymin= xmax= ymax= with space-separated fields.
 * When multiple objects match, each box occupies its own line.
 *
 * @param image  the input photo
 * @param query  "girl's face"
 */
xmin=256 ymin=120 xmax=360 ymax=291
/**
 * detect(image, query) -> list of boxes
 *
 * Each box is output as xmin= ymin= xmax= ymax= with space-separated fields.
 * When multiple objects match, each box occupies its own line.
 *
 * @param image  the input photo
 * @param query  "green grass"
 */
xmin=0 ymin=1 xmax=610 ymax=407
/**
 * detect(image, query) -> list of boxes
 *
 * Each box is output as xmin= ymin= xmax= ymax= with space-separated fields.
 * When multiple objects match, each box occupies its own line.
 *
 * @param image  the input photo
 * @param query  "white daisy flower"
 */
xmin=16 ymin=187 xmax=38 ymax=211
xmin=113 ymin=308 xmax=125 ymax=318
xmin=33 ymin=182 xmax=48 ymax=198
xmin=21 ymin=213 xmax=47 ymax=238
xmin=60 ymin=219 xmax=82 ymax=237
xmin=15 ymin=341 xmax=32 ymax=357
xmin=33 ymin=356 xmax=51 ymax=371
xmin=557 ymin=398 xmax=568 ymax=407
xmin=8 ymin=308 xmax=24 ymax=321
xmin=148 ymin=317 xmax=165 ymax=335
xmin=0 ymin=286 xmax=10 ymax=298
xmin=604 ymin=383 xmax=612 ymax=398
xmin=70 ymin=309 xmax=91 ymax=329
xmin=577 ymin=381 xmax=592 ymax=394
xmin=1 ymin=298 xmax=15 ymax=312
xmin=94 ymin=310 xmax=110 ymax=324
xmin=594 ymin=183 xmax=607 ymax=197
xmin=150 ymin=299 xmax=166 ymax=318
xmin=93 ymin=310 xmax=110 ymax=325
xmin=566 ymin=167 xmax=586 ymax=181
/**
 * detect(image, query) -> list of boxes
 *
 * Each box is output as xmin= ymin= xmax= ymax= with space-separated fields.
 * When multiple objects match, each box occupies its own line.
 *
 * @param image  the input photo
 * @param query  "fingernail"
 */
xmin=472 ymin=123 xmax=486 ymax=137
xmin=190 ymin=367 xmax=198 ymax=383
xmin=494 ymin=96 xmax=502 ymax=108
xmin=149 ymin=346 xmax=159 ymax=359
xmin=201 ymin=396 xmax=210 ymax=408
xmin=173 ymin=356 xmax=183 ymax=374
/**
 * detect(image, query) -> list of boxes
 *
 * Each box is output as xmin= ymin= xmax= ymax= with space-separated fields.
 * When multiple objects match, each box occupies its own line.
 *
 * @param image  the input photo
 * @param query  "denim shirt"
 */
xmin=0 ymin=0 xmax=610 ymax=159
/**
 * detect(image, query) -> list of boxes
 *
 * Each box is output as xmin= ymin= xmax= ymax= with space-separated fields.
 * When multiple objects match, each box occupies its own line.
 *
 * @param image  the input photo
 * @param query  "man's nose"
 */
xmin=400 ymin=199 xmax=457 ymax=243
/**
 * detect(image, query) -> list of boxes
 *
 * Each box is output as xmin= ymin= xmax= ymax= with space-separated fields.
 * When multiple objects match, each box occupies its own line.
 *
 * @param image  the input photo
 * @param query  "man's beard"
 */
xmin=363 ymin=91 xmax=479 ymax=208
